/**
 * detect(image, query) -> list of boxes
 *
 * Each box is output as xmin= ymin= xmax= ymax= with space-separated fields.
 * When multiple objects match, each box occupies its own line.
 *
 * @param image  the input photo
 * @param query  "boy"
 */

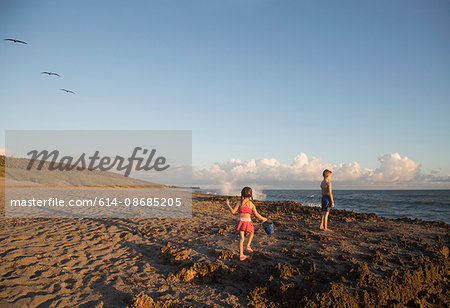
xmin=320 ymin=169 xmax=334 ymax=231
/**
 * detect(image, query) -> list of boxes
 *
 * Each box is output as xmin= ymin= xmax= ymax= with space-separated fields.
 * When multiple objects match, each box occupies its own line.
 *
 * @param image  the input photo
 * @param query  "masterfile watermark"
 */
xmin=26 ymin=147 xmax=170 ymax=177
xmin=5 ymin=130 xmax=192 ymax=218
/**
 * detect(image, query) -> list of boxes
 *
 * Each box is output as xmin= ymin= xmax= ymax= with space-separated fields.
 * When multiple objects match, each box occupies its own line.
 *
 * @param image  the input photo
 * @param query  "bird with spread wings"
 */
xmin=4 ymin=38 xmax=27 ymax=44
xmin=41 ymin=72 xmax=61 ymax=77
xmin=60 ymin=89 xmax=75 ymax=94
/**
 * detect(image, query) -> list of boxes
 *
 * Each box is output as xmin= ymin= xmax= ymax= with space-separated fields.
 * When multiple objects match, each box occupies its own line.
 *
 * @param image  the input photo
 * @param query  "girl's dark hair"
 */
xmin=241 ymin=186 xmax=254 ymax=204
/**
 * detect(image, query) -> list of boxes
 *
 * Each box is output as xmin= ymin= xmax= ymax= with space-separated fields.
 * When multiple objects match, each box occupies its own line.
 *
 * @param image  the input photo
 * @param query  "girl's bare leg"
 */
xmin=239 ymin=231 xmax=245 ymax=256
xmin=247 ymin=231 xmax=254 ymax=248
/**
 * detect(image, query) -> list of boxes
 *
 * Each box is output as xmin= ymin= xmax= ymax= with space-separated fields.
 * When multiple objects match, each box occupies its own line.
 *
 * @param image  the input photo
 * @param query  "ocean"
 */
xmin=200 ymin=189 xmax=450 ymax=224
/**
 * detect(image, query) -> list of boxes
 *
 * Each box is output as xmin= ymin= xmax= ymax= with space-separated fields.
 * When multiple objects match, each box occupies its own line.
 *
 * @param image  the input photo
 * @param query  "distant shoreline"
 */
xmin=196 ymin=190 xmax=450 ymax=225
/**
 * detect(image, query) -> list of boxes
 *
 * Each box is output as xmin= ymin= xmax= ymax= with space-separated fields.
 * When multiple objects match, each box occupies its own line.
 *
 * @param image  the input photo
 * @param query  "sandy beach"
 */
xmin=2 ymin=1 xmax=450 ymax=306
xmin=0 ymin=186 xmax=448 ymax=307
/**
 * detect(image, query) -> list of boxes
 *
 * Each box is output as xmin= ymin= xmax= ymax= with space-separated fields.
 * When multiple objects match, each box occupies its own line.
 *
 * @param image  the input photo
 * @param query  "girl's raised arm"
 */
xmin=226 ymin=199 xmax=239 ymax=214
xmin=252 ymin=203 xmax=267 ymax=222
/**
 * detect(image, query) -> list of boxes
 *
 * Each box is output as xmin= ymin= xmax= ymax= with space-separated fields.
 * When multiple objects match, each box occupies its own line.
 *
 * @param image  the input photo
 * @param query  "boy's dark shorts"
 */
xmin=321 ymin=195 xmax=332 ymax=212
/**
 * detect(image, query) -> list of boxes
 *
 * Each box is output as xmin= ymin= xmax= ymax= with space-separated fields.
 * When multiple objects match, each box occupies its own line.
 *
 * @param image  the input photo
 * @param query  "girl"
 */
xmin=226 ymin=187 xmax=267 ymax=261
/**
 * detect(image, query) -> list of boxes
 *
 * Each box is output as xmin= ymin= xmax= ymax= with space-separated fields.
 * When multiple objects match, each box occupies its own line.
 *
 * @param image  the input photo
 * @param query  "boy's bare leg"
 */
xmin=324 ymin=211 xmax=331 ymax=231
xmin=247 ymin=231 xmax=254 ymax=248
xmin=320 ymin=212 xmax=325 ymax=230
xmin=239 ymin=231 xmax=245 ymax=256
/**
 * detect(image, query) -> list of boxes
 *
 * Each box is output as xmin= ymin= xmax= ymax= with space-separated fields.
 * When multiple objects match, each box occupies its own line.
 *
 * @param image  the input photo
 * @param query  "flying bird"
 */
xmin=4 ymin=38 xmax=27 ymax=44
xmin=41 ymin=72 xmax=60 ymax=77
xmin=60 ymin=89 xmax=75 ymax=94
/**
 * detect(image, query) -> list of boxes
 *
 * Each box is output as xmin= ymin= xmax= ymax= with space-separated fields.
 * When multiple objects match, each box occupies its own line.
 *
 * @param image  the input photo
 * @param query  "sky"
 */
xmin=1 ymin=0 xmax=449 ymax=189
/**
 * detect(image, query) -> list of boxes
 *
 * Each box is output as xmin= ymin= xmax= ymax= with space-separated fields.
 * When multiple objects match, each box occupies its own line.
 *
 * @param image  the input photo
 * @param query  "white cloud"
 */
xmin=194 ymin=152 xmax=448 ymax=189
xmin=370 ymin=153 xmax=420 ymax=182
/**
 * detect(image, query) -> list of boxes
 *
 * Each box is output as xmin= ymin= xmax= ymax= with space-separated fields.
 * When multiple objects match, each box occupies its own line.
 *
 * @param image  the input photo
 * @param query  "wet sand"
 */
xmin=0 ymin=190 xmax=448 ymax=307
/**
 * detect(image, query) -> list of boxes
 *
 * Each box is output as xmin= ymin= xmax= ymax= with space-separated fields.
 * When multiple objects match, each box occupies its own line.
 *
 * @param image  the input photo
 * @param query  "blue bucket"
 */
xmin=263 ymin=223 xmax=274 ymax=235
